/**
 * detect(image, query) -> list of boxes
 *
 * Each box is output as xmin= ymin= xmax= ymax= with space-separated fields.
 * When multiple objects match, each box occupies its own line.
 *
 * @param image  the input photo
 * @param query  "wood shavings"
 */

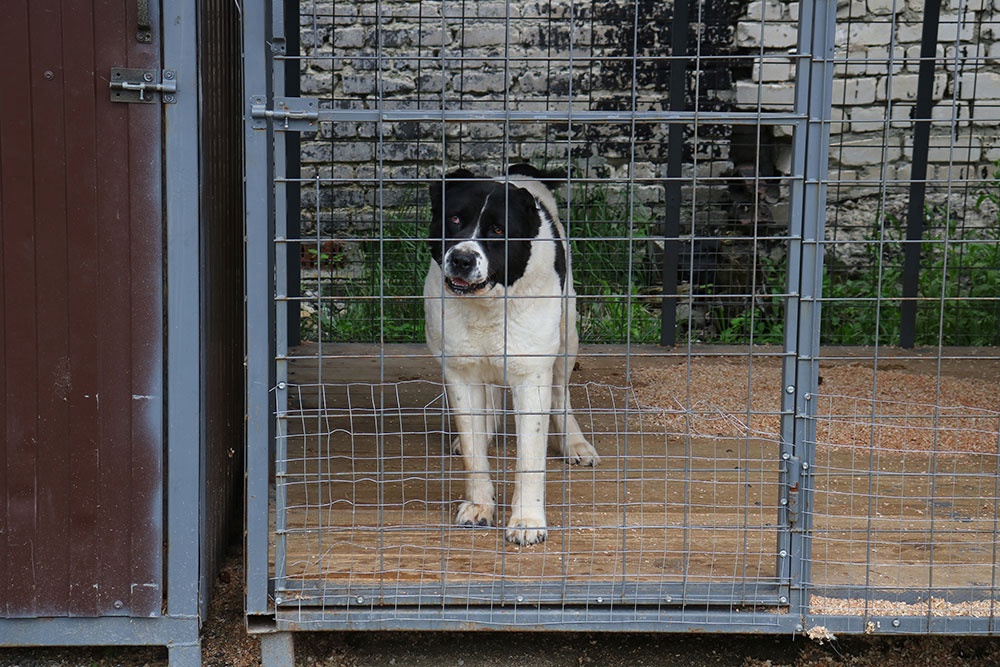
xmin=632 ymin=359 xmax=1000 ymax=454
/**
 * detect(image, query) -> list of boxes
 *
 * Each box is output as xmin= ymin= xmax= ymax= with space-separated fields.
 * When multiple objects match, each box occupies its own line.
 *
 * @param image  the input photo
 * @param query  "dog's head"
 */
xmin=428 ymin=169 xmax=544 ymax=296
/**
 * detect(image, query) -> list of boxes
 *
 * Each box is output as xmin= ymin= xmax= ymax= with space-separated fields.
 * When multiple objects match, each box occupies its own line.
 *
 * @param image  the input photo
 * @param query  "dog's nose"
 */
xmin=449 ymin=251 xmax=477 ymax=275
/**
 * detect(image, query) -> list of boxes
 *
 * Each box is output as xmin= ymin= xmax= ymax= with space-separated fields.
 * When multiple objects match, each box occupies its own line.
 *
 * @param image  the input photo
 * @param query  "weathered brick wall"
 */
xmin=297 ymin=0 xmax=1000 ymax=235
xmin=733 ymin=0 xmax=1000 ymax=228
xmin=298 ymin=0 xmax=749 ymax=233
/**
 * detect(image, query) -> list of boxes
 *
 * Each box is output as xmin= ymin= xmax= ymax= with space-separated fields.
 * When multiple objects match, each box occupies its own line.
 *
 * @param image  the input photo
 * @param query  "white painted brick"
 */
xmin=774 ymin=144 xmax=793 ymax=175
xmin=788 ymin=1 xmax=800 ymax=20
xmin=850 ymin=106 xmax=889 ymax=133
xmin=847 ymin=21 xmax=894 ymax=46
xmin=828 ymin=107 xmax=848 ymax=135
xmin=836 ymin=138 xmax=902 ymax=166
xmin=735 ymin=81 xmax=796 ymax=108
xmin=867 ymin=0 xmax=900 ymax=15
xmin=937 ymin=13 xmax=977 ymax=42
xmin=774 ymin=123 xmax=795 ymax=138
xmin=904 ymin=44 xmax=945 ymax=72
xmin=419 ymin=27 xmax=453 ymax=48
xmin=968 ymin=99 xmax=1000 ymax=124
xmin=903 ymin=134 xmax=982 ymax=162
xmin=837 ymin=0 xmax=868 ymax=19
xmin=841 ymin=48 xmax=869 ymax=76
xmin=459 ymin=25 xmax=506 ymax=48
xmin=831 ymin=77 xmax=878 ymax=105
xmin=332 ymin=27 xmax=365 ymax=49
xmin=985 ymin=143 xmax=1000 ymax=162
xmin=743 ymin=0 xmax=786 ymax=21
xmin=896 ymin=23 xmax=923 ymax=44
xmin=959 ymin=71 xmax=1000 ymax=99
xmin=944 ymin=43 xmax=986 ymax=70
xmin=735 ymin=21 xmax=798 ymax=49
xmin=827 ymin=168 xmax=859 ymax=185
xmin=753 ymin=56 xmax=794 ymax=82
xmin=876 ymin=72 xmax=948 ymax=101
xmin=949 ymin=0 xmax=989 ymax=9
xmin=929 ymin=100 xmax=970 ymax=127
xmin=865 ymin=46 xmax=906 ymax=75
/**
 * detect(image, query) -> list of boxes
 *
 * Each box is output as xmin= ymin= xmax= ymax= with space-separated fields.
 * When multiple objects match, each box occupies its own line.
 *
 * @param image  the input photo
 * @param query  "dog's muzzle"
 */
xmin=443 ymin=244 xmax=491 ymax=295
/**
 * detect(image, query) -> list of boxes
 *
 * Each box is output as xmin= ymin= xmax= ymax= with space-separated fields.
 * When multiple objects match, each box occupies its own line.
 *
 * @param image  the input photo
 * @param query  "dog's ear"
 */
xmin=446 ymin=168 xmax=476 ymax=181
xmin=508 ymin=163 xmax=567 ymax=191
xmin=430 ymin=168 xmax=477 ymax=202
xmin=508 ymin=185 xmax=541 ymax=221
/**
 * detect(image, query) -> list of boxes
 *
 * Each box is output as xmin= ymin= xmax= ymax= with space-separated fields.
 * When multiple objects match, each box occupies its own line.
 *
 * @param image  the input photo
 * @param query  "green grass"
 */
xmin=300 ymin=173 xmax=1000 ymax=348
xmin=821 ymin=196 xmax=1000 ymax=347
xmin=302 ymin=184 xmax=663 ymax=345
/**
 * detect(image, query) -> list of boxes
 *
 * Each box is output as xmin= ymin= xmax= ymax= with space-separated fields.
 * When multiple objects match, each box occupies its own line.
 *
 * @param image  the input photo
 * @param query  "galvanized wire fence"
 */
xmin=244 ymin=0 xmax=1000 ymax=636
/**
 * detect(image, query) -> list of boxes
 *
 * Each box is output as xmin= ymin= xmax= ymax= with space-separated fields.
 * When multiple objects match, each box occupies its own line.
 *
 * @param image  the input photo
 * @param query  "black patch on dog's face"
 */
xmin=429 ymin=171 xmax=544 ymax=290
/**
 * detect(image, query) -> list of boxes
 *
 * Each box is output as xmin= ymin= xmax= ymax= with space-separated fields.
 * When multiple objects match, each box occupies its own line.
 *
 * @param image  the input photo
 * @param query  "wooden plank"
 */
xmin=28 ymin=0 xmax=72 ymax=615
xmin=123 ymin=0 xmax=164 ymax=617
xmin=0 ymin=0 xmax=164 ymax=619
xmin=0 ymin=0 xmax=39 ymax=619
xmin=62 ymin=0 xmax=103 ymax=618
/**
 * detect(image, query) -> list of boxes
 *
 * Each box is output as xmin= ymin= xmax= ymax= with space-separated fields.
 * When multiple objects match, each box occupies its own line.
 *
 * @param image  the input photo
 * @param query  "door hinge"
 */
xmin=782 ymin=454 xmax=803 ymax=527
xmin=250 ymin=96 xmax=319 ymax=131
xmin=109 ymin=68 xmax=177 ymax=104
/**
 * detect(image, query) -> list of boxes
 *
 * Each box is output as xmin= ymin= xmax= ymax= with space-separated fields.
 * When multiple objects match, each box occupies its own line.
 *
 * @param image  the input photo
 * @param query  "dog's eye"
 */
xmin=489 ymin=225 xmax=503 ymax=236
xmin=449 ymin=216 xmax=460 ymax=226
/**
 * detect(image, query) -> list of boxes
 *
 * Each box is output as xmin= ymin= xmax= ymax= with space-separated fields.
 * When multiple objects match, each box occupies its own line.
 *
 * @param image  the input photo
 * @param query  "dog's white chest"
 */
xmin=423 ymin=261 xmax=563 ymax=377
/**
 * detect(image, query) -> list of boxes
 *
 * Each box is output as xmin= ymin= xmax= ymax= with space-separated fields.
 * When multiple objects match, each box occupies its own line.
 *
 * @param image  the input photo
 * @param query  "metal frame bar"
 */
xmin=244 ymin=0 xmax=278 ymax=621
xmin=778 ymin=0 xmax=837 ymax=627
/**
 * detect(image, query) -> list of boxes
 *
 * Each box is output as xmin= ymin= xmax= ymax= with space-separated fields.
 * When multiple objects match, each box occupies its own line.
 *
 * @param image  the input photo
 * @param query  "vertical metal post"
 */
xmin=244 ymin=0 xmax=276 ymax=617
xmin=900 ymin=0 xmax=942 ymax=349
xmin=660 ymin=0 xmax=690 ymax=348
xmin=271 ymin=0 xmax=290 ymax=599
xmin=779 ymin=0 xmax=836 ymax=622
xmin=162 ymin=0 xmax=203 ymax=628
xmin=284 ymin=0 xmax=302 ymax=347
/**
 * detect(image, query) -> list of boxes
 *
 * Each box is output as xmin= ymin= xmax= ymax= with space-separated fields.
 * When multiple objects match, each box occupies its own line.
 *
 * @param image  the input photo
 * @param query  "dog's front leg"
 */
xmin=448 ymin=381 xmax=496 ymax=527
xmin=507 ymin=373 xmax=552 ymax=545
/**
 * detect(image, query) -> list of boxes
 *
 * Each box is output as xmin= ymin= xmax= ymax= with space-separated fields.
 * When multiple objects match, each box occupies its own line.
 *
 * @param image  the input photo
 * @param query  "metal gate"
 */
xmin=244 ymin=0 xmax=1000 ymax=649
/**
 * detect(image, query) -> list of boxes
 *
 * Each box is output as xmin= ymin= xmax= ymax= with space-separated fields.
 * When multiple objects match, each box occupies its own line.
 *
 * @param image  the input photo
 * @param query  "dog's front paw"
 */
xmin=505 ymin=514 xmax=547 ymax=545
xmin=562 ymin=438 xmax=600 ymax=467
xmin=456 ymin=501 xmax=495 ymax=527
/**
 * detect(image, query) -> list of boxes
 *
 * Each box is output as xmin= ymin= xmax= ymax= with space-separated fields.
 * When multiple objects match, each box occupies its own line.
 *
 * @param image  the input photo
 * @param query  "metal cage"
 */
xmin=244 ymin=0 xmax=1000 ymax=661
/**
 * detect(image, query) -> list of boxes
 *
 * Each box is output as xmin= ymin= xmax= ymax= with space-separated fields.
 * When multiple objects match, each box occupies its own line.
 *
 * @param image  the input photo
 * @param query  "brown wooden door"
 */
xmin=0 ymin=0 xmax=163 ymax=617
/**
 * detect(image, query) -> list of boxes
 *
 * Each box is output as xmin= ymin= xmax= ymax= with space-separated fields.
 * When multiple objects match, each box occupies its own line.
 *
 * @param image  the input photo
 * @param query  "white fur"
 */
xmin=424 ymin=175 xmax=600 ymax=546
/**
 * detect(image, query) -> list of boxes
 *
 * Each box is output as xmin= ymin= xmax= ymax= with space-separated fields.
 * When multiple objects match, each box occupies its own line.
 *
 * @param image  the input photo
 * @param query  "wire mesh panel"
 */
xmin=801 ymin=0 xmax=1000 ymax=635
xmin=248 ymin=0 xmax=834 ymax=631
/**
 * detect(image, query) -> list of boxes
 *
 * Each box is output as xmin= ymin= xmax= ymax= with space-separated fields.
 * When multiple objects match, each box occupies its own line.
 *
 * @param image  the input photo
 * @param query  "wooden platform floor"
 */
xmin=273 ymin=344 xmax=1000 ymax=602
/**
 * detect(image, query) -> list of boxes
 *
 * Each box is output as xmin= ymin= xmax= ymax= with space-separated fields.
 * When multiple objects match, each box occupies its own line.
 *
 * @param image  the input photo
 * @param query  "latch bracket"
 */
xmin=110 ymin=68 xmax=177 ymax=104
xmin=250 ymin=96 xmax=319 ymax=131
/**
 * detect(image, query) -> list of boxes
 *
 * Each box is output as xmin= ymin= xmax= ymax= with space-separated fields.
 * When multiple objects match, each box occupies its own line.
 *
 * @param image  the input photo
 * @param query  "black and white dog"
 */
xmin=424 ymin=164 xmax=600 ymax=546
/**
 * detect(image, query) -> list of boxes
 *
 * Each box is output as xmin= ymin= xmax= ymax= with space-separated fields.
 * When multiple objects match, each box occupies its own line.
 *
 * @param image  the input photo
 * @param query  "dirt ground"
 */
xmin=2 ymin=544 xmax=1000 ymax=667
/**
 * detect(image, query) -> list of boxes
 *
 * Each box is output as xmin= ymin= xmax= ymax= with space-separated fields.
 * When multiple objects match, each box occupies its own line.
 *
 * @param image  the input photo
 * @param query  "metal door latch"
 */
xmin=109 ymin=68 xmax=177 ymax=104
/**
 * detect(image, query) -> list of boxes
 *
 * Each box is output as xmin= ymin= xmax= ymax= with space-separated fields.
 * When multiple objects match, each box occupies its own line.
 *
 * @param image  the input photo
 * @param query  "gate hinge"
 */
xmin=782 ymin=455 xmax=803 ymax=527
xmin=250 ymin=96 xmax=319 ymax=131
xmin=110 ymin=68 xmax=177 ymax=104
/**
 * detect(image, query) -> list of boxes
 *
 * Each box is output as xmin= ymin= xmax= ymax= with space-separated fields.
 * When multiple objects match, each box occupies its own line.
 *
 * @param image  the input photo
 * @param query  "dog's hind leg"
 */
xmin=549 ymin=357 xmax=601 ymax=467
xmin=448 ymin=381 xmax=496 ymax=527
